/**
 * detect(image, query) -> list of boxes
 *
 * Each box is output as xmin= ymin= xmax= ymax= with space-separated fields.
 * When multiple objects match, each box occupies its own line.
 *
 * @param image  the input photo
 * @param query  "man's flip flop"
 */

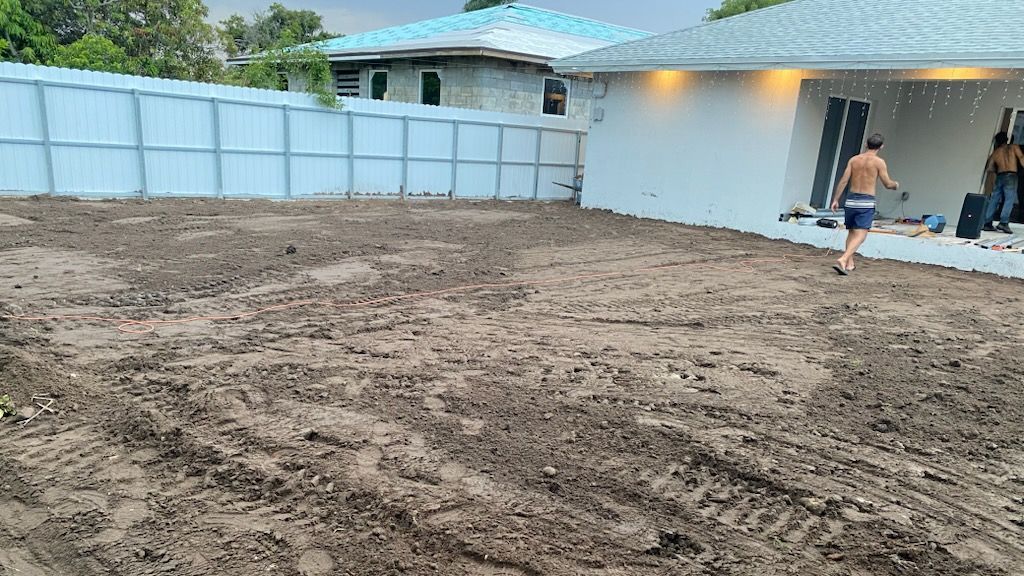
xmin=833 ymin=265 xmax=849 ymax=276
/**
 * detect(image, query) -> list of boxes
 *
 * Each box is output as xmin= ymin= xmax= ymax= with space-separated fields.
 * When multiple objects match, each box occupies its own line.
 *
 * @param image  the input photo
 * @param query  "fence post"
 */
xmin=494 ymin=124 xmax=504 ymax=200
xmin=347 ymin=111 xmax=355 ymax=199
xmin=131 ymin=89 xmax=149 ymax=200
xmin=35 ymin=80 xmax=56 ymax=195
xmin=532 ymin=127 xmax=543 ymax=200
xmin=450 ymin=120 xmax=459 ymax=199
xmin=573 ymin=131 xmax=583 ymax=176
xmin=401 ymin=115 xmax=409 ymax=199
xmin=283 ymin=104 xmax=292 ymax=200
xmin=211 ymin=98 xmax=224 ymax=199
xmin=573 ymin=131 xmax=583 ymax=204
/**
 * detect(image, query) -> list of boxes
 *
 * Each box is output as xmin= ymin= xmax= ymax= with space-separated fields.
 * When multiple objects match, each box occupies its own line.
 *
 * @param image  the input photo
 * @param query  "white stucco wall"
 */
xmin=884 ymin=81 xmax=1018 ymax=223
xmin=580 ymin=70 xmax=1024 ymax=279
xmin=781 ymin=80 xmax=900 ymax=212
xmin=583 ymin=70 xmax=805 ymax=232
xmin=784 ymin=78 xmax=1024 ymax=223
xmin=763 ymin=221 xmax=1024 ymax=279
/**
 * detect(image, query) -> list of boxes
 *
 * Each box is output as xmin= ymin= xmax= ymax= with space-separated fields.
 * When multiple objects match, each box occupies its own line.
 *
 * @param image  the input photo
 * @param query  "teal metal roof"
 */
xmin=307 ymin=4 xmax=649 ymax=56
xmin=553 ymin=0 xmax=1024 ymax=72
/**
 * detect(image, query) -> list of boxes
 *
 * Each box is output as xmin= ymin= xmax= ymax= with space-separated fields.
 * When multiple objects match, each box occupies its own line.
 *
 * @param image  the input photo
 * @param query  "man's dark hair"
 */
xmin=995 ymin=132 xmax=1009 ymax=146
xmin=866 ymin=133 xmax=885 ymax=150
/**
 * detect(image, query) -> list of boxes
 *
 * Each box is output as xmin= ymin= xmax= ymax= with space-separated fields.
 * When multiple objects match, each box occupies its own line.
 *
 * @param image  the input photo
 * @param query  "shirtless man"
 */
xmin=829 ymin=133 xmax=899 ymax=275
xmin=983 ymin=132 xmax=1023 ymax=233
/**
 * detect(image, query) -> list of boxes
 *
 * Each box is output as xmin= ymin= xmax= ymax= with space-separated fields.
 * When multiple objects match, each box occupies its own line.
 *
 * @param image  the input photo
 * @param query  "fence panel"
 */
xmin=0 ymin=63 xmax=587 ymax=201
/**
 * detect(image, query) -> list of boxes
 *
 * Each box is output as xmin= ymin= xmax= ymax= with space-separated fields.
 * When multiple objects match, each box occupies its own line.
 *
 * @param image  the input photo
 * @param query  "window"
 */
xmin=420 ymin=70 xmax=441 ymax=106
xmin=370 ymin=70 xmax=388 ymax=101
xmin=543 ymin=77 xmax=570 ymax=117
xmin=336 ymin=69 xmax=359 ymax=98
xmin=809 ymin=96 xmax=871 ymax=208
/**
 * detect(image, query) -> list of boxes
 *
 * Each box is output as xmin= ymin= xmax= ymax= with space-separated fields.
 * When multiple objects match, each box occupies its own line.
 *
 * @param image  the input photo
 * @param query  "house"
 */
xmin=240 ymin=4 xmax=650 ymax=120
xmin=553 ymin=0 xmax=1024 ymax=277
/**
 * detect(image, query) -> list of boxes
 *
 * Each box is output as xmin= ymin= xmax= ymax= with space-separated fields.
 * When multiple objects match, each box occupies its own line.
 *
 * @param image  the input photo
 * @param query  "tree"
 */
xmin=217 ymin=3 xmax=335 ymax=58
xmin=49 ymin=33 xmax=133 ymax=72
xmin=0 ymin=0 xmax=56 ymax=63
xmin=113 ymin=0 xmax=222 ymax=81
xmin=23 ymin=0 xmax=221 ymax=80
xmin=705 ymin=0 xmax=791 ymax=21
xmin=463 ymin=0 xmax=513 ymax=12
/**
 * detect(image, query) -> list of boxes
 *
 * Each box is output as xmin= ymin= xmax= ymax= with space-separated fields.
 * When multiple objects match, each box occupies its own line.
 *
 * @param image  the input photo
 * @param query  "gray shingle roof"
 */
xmin=552 ymin=0 xmax=1024 ymax=72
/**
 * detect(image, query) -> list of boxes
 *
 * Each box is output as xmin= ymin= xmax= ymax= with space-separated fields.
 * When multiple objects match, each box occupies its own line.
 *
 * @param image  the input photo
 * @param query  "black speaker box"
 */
xmin=956 ymin=194 xmax=989 ymax=239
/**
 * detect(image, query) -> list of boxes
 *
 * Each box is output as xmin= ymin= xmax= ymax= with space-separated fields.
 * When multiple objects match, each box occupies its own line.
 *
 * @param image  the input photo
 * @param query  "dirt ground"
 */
xmin=0 ymin=197 xmax=1022 ymax=576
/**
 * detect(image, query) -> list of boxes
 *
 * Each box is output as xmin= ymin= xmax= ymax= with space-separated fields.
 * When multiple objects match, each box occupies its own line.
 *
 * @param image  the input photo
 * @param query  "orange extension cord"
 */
xmin=1 ymin=251 xmax=832 ymax=335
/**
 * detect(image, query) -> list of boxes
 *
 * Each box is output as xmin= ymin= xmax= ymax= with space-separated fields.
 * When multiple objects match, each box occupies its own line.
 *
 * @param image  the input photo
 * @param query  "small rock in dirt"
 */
xmin=299 ymin=428 xmax=318 ymax=441
xmin=542 ymin=466 xmax=558 ymax=478
xmin=798 ymin=497 xmax=827 ymax=516
xmin=986 ymin=442 xmax=999 ymax=451
xmin=948 ymin=359 xmax=962 ymax=368
xmin=825 ymin=552 xmax=845 ymax=561
xmin=135 ymin=549 xmax=147 ymax=559
xmin=14 ymin=284 xmax=21 ymax=289
xmin=543 ymin=412 xmax=554 ymax=420
xmin=849 ymin=496 xmax=876 ymax=513
xmin=285 ymin=245 xmax=297 ymax=255
xmin=325 ymin=482 xmax=335 ymax=493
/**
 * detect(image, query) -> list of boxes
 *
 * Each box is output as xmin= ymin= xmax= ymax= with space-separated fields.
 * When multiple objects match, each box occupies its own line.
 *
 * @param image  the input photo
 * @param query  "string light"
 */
xmin=929 ymin=80 xmax=940 ymax=118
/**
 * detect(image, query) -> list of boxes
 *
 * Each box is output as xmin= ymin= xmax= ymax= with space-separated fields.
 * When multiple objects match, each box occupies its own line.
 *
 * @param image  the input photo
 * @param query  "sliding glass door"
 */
xmin=810 ymin=97 xmax=872 ymax=208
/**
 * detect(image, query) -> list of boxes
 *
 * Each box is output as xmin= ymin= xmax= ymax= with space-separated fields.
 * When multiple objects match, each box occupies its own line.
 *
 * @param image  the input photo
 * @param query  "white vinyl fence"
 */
xmin=0 ymin=63 xmax=588 ymax=200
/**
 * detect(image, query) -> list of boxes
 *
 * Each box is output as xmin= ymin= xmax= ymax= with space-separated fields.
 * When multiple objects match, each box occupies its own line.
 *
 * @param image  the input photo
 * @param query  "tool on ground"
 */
xmin=924 ymin=215 xmax=946 ymax=233
xmin=979 ymin=235 xmax=1021 ymax=249
xmin=19 ymin=395 xmax=55 ymax=426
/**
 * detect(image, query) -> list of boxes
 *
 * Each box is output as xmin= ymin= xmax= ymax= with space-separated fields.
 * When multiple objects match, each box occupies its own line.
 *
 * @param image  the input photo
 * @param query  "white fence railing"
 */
xmin=0 ymin=63 xmax=588 ymax=200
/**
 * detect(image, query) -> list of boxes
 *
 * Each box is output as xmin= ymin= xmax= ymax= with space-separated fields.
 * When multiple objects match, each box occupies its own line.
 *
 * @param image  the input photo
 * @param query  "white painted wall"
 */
xmin=763 ymin=221 xmax=1024 ymax=279
xmin=885 ymin=80 xmax=1021 ymax=223
xmin=583 ymin=70 xmax=804 ymax=232
xmin=781 ymin=80 xmax=900 ymax=212
xmin=784 ymin=78 xmax=1024 ymax=223
xmin=580 ymin=70 xmax=1024 ymax=278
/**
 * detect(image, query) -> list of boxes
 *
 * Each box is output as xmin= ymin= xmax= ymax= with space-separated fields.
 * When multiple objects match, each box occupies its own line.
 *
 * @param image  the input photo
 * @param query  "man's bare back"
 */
xmin=830 ymin=149 xmax=898 ymax=211
xmin=846 ymin=153 xmax=897 ymax=196
xmin=988 ymin=144 xmax=1024 ymax=174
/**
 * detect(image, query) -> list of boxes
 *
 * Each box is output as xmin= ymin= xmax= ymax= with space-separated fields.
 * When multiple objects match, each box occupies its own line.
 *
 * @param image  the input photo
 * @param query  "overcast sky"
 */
xmin=203 ymin=1 xmax=722 ymax=35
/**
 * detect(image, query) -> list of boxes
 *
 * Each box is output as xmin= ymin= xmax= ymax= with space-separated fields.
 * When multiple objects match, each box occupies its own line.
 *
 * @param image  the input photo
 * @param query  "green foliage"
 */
xmin=0 ymin=0 xmax=56 ymax=63
xmin=0 ymin=394 xmax=16 ymax=418
xmin=463 ymin=0 xmax=514 ymax=12
xmin=49 ymin=33 xmax=133 ymax=72
xmin=9 ymin=0 xmax=338 ymax=108
xmin=217 ymin=3 xmax=336 ymax=58
xmin=705 ymin=0 xmax=791 ymax=21
xmin=224 ymin=45 xmax=338 ymax=108
xmin=22 ymin=0 xmax=221 ymax=81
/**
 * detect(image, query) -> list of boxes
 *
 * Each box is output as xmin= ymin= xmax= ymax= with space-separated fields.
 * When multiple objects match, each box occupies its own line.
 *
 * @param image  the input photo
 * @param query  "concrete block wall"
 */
xmin=333 ymin=57 xmax=593 ymax=120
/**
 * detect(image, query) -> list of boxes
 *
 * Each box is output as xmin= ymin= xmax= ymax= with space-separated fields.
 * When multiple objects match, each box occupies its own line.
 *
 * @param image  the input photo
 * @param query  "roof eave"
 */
xmin=552 ymin=55 xmax=1024 ymax=74
xmin=326 ymin=48 xmax=555 ymax=65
